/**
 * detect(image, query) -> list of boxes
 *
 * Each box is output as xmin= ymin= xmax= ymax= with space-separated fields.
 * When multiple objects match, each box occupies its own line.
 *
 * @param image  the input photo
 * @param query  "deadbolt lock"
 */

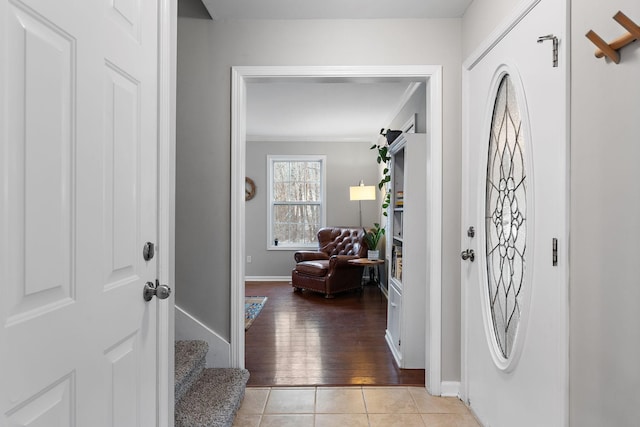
xmin=143 ymin=242 xmax=155 ymax=261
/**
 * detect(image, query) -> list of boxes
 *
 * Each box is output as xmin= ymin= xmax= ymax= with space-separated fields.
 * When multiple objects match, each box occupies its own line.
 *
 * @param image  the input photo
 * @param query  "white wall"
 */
xmin=176 ymin=17 xmax=463 ymax=380
xmin=245 ymin=140 xmax=380 ymax=277
xmin=570 ymin=1 xmax=640 ymax=425
xmin=461 ymin=0 xmax=521 ymax=58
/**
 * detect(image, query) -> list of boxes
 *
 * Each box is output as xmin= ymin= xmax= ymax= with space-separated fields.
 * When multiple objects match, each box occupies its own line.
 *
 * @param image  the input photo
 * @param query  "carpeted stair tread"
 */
xmin=175 ymin=340 xmax=209 ymax=404
xmin=175 ymin=368 xmax=250 ymax=427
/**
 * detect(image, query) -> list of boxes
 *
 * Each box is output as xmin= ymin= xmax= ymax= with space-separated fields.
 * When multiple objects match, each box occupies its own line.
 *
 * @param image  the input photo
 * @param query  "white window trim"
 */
xmin=266 ymin=154 xmax=327 ymax=250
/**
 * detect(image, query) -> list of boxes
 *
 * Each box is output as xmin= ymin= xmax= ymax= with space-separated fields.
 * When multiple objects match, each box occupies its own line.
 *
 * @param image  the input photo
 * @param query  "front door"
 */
xmin=1 ymin=0 xmax=162 ymax=425
xmin=462 ymin=0 xmax=568 ymax=426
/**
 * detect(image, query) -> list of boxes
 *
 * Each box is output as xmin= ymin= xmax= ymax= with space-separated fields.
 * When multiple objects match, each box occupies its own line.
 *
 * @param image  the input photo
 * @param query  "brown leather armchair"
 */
xmin=291 ymin=227 xmax=367 ymax=298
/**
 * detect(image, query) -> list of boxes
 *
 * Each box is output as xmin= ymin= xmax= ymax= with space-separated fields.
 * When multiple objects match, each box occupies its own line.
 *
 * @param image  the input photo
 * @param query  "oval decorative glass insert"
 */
xmin=485 ymin=74 xmax=526 ymax=359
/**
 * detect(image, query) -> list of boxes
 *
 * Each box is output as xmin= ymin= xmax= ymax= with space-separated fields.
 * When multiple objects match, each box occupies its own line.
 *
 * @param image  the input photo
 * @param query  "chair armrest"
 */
xmin=329 ymin=255 xmax=360 ymax=268
xmin=294 ymin=251 xmax=330 ymax=263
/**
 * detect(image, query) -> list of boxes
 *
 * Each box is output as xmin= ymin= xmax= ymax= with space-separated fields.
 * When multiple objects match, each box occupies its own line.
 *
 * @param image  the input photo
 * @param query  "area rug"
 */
xmin=245 ymin=296 xmax=267 ymax=331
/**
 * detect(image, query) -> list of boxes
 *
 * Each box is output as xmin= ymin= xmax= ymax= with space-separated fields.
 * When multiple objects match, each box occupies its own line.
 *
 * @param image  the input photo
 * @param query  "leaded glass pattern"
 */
xmin=485 ymin=75 xmax=526 ymax=359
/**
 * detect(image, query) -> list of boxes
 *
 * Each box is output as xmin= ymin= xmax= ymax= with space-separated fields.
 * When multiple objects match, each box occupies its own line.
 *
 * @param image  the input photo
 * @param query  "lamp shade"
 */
xmin=349 ymin=185 xmax=376 ymax=201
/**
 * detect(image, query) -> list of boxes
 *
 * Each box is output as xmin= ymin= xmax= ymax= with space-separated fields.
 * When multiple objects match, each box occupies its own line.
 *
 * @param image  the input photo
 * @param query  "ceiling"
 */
xmin=201 ymin=0 xmax=473 ymax=20
xmin=246 ymin=81 xmax=422 ymax=142
xmin=201 ymin=0 xmax=470 ymax=141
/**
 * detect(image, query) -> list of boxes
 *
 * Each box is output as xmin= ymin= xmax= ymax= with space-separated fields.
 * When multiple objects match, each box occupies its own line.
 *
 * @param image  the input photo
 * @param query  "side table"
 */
xmin=348 ymin=258 xmax=385 ymax=287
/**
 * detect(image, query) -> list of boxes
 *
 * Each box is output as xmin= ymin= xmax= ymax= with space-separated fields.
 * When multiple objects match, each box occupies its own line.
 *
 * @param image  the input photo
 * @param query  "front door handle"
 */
xmin=461 ymin=249 xmax=475 ymax=262
xmin=143 ymin=279 xmax=172 ymax=302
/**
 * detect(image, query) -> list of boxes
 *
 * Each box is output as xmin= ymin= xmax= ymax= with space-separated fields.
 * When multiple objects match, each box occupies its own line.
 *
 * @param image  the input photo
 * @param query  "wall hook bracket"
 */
xmin=586 ymin=11 xmax=639 ymax=64
xmin=537 ymin=34 xmax=559 ymax=67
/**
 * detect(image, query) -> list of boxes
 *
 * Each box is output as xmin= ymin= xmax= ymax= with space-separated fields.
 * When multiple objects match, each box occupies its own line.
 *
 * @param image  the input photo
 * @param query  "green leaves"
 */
xmin=381 ymin=192 xmax=391 ymax=217
xmin=363 ymin=223 xmax=386 ymax=250
xmin=370 ymin=141 xmax=393 ymax=218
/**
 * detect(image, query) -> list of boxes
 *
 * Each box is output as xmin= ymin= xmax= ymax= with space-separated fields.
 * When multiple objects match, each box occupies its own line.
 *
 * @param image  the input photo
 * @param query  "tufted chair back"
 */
xmin=317 ymin=227 xmax=367 ymax=258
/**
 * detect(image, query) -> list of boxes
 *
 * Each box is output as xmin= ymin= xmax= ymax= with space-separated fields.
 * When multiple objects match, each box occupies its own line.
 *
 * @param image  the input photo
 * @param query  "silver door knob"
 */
xmin=143 ymin=280 xmax=172 ymax=302
xmin=461 ymin=249 xmax=475 ymax=262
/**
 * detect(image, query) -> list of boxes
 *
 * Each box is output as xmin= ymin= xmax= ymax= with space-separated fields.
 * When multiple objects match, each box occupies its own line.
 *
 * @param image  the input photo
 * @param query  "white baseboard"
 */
xmin=175 ymin=305 xmax=230 ymax=368
xmin=246 ymin=276 xmax=291 ymax=282
xmin=440 ymin=381 xmax=461 ymax=398
xmin=384 ymin=330 xmax=402 ymax=368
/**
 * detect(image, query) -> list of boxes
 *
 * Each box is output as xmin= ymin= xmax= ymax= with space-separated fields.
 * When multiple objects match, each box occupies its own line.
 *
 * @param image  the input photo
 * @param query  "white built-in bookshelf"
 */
xmin=385 ymin=133 xmax=427 ymax=369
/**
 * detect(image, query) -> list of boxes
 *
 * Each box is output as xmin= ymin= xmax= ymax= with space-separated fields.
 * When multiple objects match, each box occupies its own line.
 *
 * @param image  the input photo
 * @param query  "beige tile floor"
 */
xmin=233 ymin=386 xmax=481 ymax=427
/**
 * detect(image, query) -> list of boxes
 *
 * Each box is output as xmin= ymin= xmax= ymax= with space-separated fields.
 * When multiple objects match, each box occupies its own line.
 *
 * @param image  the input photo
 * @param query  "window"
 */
xmin=267 ymin=155 xmax=326 ymax=249
xmin=485 ymin=74 xmax=526 ymax=359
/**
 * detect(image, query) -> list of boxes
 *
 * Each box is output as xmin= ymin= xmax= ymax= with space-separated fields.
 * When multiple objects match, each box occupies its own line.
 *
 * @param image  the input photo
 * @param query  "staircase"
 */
xmin=175 ymin=340 xmax=250 ymax=427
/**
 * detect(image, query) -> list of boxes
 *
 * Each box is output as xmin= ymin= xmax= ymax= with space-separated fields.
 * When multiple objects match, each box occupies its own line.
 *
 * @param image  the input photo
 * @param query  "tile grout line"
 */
xmin=313 ymin=386 xmax=318 ymax=419
xmin=361 ymin=386 xmax=373 ymax=427
xmin=262 ymin=387 xmax=270 ymax=415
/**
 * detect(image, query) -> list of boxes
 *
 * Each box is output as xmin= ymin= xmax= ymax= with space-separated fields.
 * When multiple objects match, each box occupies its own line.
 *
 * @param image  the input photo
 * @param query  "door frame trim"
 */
xmin=157 ymin=0 xmax=176 ymax=425
xmin=230 ymin=65 xmax=444 ymax=394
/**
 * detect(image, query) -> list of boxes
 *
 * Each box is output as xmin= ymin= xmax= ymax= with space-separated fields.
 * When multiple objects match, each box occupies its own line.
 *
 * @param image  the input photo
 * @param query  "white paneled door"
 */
xmin=1 ymin=0 xmax=163 ymax=425
xmin=462 ymin=0 xmax=568 ymax=426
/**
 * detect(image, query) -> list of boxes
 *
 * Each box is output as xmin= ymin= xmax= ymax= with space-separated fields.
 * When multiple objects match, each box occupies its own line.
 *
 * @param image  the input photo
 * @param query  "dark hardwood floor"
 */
xmin=245 ymin=281 xmax=425 ymax=387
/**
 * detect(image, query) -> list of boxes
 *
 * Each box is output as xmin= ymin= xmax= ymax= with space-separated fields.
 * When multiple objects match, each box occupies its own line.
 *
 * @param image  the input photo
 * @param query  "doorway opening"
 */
xmin=231 ymin=66 xmax=443 ymax=394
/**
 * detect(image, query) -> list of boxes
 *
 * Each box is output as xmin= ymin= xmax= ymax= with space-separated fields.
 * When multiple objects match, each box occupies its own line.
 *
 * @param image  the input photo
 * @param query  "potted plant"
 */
xmin=363 ymin=223 xmax=385 ymax=260
xmin=363 ymin=130 xmax=401 ymax=260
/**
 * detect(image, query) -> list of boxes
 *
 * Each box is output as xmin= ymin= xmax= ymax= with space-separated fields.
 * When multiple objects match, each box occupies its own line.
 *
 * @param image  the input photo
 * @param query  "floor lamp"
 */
xmin=349 ymin=180 xmax=376 ymax=227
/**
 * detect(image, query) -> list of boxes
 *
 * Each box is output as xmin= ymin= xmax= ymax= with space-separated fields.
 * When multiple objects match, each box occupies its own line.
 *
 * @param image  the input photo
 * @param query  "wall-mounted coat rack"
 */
xmin=586 ymin=11 xmax=640 ymax=64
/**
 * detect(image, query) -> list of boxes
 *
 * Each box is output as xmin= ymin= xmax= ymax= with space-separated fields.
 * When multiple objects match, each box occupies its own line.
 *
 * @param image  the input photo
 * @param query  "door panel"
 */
xmin=462 ymin=1 xmax=568 ymax=426
xmin=104 ymin=333 xmax=140 ymax=426
xmin=6 ymin=1 xmax=75 ymax=323
xmin=104 ymin=63 xmax=141 ymax=287
xmin=5 ymin=374 xmax=74 ymax=426
xmin=1 ymin=0 xmax=160 ymax=425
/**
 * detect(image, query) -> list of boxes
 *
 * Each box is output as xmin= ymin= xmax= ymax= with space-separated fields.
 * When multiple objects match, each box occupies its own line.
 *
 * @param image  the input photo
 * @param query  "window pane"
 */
xmin=291 ymin=181 xmax=305 ymax=201
xmin=272 ymin=204 xmax=320 ymax=246
xmin=273 ymin=161 xmax=289 ymax=182
xmin=290 ymin=161 xmax=305 ymax=182
xmin=304 ymin=161 xmax=320 ymax=182
xmin=273 ymin=204 xmax=292 ymax=224
xmin=273 ymin=160 xmax=322 ymax=202
xmin=306 ymin=183 xmax=320 ymax=201
xmin=273 ymin=183 xmax=288 ymax=202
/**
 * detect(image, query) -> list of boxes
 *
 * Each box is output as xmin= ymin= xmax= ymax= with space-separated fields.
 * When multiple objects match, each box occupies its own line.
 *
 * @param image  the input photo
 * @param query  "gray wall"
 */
xmin=461 ymin=0 xmax=520 ymax=58
xmin=176 ymin=17 xmax=463 ymax=380
xmin=570 ymin=1 xmax=640 ymax=425
xmin=245 ymin=140 xmax=380 ymax=277
xmin=388 ymin=82 xmax=427 ymax=133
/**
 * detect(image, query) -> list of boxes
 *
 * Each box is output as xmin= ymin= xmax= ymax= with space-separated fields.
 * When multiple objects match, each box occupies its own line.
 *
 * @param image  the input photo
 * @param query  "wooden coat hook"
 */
xmin=586 ymin=11 xmax=640 ymax=64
